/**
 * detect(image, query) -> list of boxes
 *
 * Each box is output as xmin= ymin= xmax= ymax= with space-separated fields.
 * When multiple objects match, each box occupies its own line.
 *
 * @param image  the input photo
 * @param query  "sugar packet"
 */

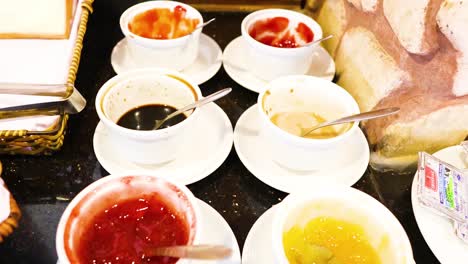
xmin=417 ymin=152 xmax=468 ymax=223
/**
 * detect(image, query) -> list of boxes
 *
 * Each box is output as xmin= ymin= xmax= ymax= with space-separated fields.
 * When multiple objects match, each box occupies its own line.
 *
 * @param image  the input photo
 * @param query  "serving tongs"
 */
xmin=0 ymin=83 xmax=86 ymax=135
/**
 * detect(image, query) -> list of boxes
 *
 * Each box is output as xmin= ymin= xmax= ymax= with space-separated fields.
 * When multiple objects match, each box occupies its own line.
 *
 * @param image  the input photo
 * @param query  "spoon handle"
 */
xmin=304 ymin=34 xmax=333 ymax=47
xmin=144 ymin=245 xmax=232 ymax=260
xmin=303 ymin=107 xmax=400 ymax=136
xmin=196 ymin=18 xmax=216 ymax=30
xmin=164 ymin=88 xmax=232 ymax=121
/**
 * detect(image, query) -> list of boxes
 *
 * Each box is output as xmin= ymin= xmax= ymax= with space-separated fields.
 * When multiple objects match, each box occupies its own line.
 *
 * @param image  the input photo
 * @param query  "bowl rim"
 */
xmin=271 ymin=186 xmax=414 ymax=263
xmin=120 ymin=0 xmax=204 ymax=44
xmin=55 ymin=173 xmax=200 ymax=264
xmin=241 ymin=8 xmax=323 ymax=54
xmin=95 ymin=68 xmax=202 ymax=139
xmin=257 ymin=75 xmax=360 ymax=146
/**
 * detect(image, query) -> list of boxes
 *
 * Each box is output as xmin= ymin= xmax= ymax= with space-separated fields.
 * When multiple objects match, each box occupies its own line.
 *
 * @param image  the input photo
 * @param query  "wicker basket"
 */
xmin=0 ymin=0 xmax=94 ymax=155
xmin=0 ymin=162 xmax=21 ymax=243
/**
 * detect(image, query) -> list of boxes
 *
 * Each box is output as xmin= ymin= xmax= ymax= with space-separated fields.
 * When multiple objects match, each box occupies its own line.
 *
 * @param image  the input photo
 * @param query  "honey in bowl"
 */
xmin=75 ymin=194 xmax=190 ymax=264
xmin=283 ymin=217 xmax=381 ymax=264
xmin=270 ymin=112 xmax=344 ymax=139
xmin=128 ymin=5 xmax=200 ymax=39
xmin=248 ymin=16 xmax=314 ymax=48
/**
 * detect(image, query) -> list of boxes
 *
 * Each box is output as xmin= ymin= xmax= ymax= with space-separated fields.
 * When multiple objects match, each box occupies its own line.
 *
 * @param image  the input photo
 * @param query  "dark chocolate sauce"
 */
xmin=117 ymin=104 xmax=186 ymax=131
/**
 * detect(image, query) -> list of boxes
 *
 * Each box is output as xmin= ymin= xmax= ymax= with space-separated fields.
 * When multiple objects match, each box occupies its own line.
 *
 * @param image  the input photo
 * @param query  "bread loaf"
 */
xmin=437 ymin=0 xmax=468 ymax=96
xmin=0 ymin=0 xmax=76 ymax=39
xmin=347 ymin=0 xmax=379 ymax=12
xmin=313 ymin=0 xmax=468 ymax=170
xmin=383 ymin=0 xmax=439 ymax=55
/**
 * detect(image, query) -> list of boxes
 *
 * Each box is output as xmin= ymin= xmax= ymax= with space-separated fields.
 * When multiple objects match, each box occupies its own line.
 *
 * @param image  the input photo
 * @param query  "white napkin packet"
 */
xmin=416 ymin=141 xmax=468 ymax=243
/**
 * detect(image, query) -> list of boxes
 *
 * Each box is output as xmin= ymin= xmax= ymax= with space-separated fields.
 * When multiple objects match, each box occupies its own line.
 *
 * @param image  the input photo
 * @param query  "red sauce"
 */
xmin=76 ymin=194 xmax=190 ymax=264
xmin=248 ymin=16 xmax=314 ymax=48
xmin=128 ymin=5 xmax=200 ymax=39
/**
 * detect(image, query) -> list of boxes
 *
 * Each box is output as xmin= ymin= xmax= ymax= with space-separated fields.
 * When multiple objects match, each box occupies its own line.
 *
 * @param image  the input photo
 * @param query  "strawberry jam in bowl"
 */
xmin=56 ymin=175 xmax=200 ymax=264
xmin=120 ymin=1 xmax=203 ymax=71
xmin=248 ymin=16 xmax=314 ymax=48
xmin=241 ymin=9 xmax=323 ymax=81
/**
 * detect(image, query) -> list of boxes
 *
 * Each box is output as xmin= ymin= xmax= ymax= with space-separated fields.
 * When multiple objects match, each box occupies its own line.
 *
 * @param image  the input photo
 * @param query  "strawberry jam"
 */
xmin=248 ymin=16 xmax=314 ymax=48
xmin=76 ymin=194 xmax=190 ymax=264
xmin=128 ymin=5 xmax=200 ymax=39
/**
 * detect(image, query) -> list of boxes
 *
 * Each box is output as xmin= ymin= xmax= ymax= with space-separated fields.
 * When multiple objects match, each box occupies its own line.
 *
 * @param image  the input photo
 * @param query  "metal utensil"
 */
xmin=303 ymin=34 xmax=333 ymax=47
xmin=144 ymin=245 xmax=232 ymax=260
xmin=301 ymin=107 xmax=400 ymax=136
xmin=0 ymin=82 xmax=73 ymax=97
xmin=0 ymin=85 xmax=86 ymax=119
xmin=154 ymin=87 xmax=231 ymax=130
xmin=194 ymin=18 xmax=215 ymax=32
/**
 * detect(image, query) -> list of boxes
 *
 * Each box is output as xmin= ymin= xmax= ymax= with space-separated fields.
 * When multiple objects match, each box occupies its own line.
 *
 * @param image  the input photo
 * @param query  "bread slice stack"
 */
xmin=315 ymin=0 xmax=468 ymax=170
xmin=0 ymin=0 xmax=76 ymax=39
xmin=0 ymin=0 xmax=81 ymax=132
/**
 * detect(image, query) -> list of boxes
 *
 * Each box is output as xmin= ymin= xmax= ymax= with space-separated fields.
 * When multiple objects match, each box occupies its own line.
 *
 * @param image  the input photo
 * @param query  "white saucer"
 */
xmin=111 ymin=33 xmax=222 ymax=85
xmin=233 ymin=105 xmax=369 ymax=193
xmin=93 ymin=103 xmax=233 ymax=185
xmin=57 ymin=199 xmax=241 ymax=264
xmin=242 ymin=205 xmax=277 ymax=263
xmin=411 ymin=145 xmax=468 ymax=264
xmin=222 ymin=36 xmax=336 ymax=93
xmin=194 ymin=198 xmax=241 ymax=264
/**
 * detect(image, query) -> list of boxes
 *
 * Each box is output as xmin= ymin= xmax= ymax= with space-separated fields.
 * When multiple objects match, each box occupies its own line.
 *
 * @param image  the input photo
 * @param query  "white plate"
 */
xmin=57 ymin=199 xmax=241 ymax=264
xmin=222 ymin=36 xmax=336 ymax=93
xmin=111 ymin=34 xmax=222 ymax=85
xmin=233 ymin=105 xmax=369 ymax=193
xmin=93 ymin=103 xmax=233 ymax=185
xmin=242 ymin=205 xmax=277 ymax=263
xmin=411 ymin=145 xmax=468 ymax=264
xmin=194 ymin=198 xmax=242 ymax=264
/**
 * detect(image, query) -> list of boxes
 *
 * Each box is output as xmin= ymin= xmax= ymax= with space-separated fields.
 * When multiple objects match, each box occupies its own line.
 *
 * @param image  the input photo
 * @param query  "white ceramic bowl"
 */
xmin=120 ymin=1 xmax=203 ymax=71
xmin=95 ymin=68 xmax=202 ymax=165
xmin=257 ymin=75 xmax=360 ymax=171
xmin=56 ymin=174 xmax=200 ymax=264
xmin=272 ymin=187 xmax=414 ymax=264
xmin=241 ymin=9 xmax=323 ymax=81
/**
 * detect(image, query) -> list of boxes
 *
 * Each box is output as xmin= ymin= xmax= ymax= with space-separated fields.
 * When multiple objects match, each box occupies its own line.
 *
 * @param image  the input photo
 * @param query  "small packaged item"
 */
xmin=462 ymin=141 xmax=468 ymax=153
xmin=417 ymin=152 xmax=468 ymax=223
xmin=454 ymin=222 xmax=468 ymax=243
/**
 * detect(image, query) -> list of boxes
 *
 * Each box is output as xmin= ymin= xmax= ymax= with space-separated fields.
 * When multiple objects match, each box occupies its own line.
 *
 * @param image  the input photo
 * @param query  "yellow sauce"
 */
xmin=270 ymin=112 xmax=341 ymax=139
xmin=283 ymin=217 xmax=381 ymax=264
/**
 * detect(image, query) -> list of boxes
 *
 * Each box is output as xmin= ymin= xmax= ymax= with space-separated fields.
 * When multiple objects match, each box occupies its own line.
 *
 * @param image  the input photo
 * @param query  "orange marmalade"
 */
xmin=128 ymin=5 xmax=200 ymax=39
xmin=283 ymin=217 xmax=381 ymax=264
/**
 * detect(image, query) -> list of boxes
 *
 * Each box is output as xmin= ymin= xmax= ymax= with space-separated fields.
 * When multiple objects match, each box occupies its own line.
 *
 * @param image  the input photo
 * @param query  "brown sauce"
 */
xmin=117 ymin=104 xmax=186 ymax=131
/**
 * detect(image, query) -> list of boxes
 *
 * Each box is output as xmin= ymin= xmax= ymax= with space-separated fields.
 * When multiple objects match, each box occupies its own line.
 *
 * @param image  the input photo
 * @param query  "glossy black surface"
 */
xmin=0 ymin=1 xmax=439 ymax=263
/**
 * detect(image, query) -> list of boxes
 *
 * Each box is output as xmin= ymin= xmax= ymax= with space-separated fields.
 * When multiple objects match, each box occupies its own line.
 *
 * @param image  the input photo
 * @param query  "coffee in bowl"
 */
xmin=95 ymin=68 xmax=202 ymax=165
xmin=117 ymin=104 xmax=187 ymax=131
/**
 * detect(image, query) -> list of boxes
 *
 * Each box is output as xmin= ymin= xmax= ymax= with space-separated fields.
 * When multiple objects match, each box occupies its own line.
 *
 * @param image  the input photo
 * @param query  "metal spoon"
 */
xmin=144 ymin=244 xmax=232 ymax=260
xmin=194 ymin=18 xmax=215 ymax=32
xmin=0 ymin=84 xmax=86 ymax=118
xmin=301 ymin=107 xmax=400 ymax=137
xmin=303 ymin=34 xmax=333 ymax=47
xmin=154 ymin=87 xmax=231 ymax=130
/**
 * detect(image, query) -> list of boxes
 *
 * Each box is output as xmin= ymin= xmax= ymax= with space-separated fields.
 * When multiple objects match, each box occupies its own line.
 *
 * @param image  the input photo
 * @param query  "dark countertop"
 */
xmin=0 ymin=1 xmax=439 ymax=263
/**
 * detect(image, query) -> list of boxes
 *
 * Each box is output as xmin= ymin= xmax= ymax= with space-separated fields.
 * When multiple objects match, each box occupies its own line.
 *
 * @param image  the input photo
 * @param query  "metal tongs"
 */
xmin=0 ymin=83 xmax=86 ymax=119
